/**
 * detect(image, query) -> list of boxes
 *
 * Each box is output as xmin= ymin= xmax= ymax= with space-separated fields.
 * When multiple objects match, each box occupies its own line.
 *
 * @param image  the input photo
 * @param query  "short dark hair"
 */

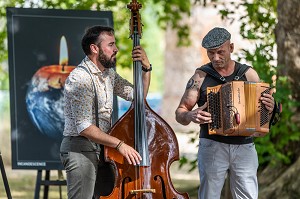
xmin=81 ymin=25 xmax=115 ymax=55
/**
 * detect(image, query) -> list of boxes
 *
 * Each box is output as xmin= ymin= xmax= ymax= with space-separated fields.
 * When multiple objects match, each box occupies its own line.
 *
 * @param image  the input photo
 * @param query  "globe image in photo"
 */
xmin=26 ymin=65 xmax=75 ymax=140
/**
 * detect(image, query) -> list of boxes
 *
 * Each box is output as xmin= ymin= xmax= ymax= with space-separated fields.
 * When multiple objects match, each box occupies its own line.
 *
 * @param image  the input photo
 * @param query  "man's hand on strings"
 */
xmin=132 ymin=45 xmax=151 ymax=69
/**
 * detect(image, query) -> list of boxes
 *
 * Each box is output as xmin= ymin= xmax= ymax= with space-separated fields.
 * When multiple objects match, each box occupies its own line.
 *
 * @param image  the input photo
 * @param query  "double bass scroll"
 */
xmin=99 ymin=0 xmax=190 ymax=198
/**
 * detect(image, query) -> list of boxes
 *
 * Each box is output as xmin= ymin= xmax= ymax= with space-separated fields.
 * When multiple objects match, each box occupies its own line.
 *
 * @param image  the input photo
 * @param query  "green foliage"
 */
xmin=0 ymin=0 xmax=191 ymax=91
xmin=256 ymin=76 xmax=300 ymax=166
xmin=219 ymin=0 xmax=300 ymax=167
xmin=179 ymin=156 xmax=198 ymax=173
xmin=0 ymin=66 xmax=9 ymax=90
xmin=178 ymin=131 xmax=199 ymax=173
xmin=153 ymin=0 xmax=191 ymax=46
xmin=0 ymin=1 xmax=10 ymax=90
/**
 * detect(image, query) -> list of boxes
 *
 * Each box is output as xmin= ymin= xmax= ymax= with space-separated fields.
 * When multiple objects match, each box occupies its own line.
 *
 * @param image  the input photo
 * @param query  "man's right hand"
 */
xmin=118 ymin=143 xmax=142 ymax=166
xmin=188 ymin=102 xmax=212 ymax=124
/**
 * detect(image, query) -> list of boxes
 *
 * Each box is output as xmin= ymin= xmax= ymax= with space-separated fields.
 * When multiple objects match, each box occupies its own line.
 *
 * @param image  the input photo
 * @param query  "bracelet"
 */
xmin=115 ymin=140 xmax=124 ymax=151
xmin=142 ymin=64 xmax=152 ymax=72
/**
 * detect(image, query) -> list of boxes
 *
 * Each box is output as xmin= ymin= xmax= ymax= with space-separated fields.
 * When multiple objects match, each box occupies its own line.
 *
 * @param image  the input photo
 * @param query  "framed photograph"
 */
xmin=7 ymin=7 xmax=113 ymax=170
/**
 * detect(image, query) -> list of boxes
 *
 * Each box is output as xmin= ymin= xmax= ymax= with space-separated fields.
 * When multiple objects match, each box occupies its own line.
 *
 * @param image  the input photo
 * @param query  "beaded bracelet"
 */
xmin=115 ymin=140 xmax=125 ymax=151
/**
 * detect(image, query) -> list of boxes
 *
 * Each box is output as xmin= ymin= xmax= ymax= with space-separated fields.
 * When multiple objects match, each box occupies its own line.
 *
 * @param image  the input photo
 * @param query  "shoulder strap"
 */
xmin=234 ymin=63 xmax=251 ymax=80
xmin=197 ymin=64 xmax=226 ymax=83
xmin=78 ymin=65 xmax=105 ymax=161
xmin=78 ymin=65 xmax=99 ymax=128
xmin=197 ymin=63 xmax=252 ymax=82
xmin=269 ymin=101 xmax=282 ymax=128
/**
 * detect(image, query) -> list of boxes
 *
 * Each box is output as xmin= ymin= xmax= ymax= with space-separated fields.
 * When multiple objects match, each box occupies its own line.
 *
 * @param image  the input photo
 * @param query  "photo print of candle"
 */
xmin=26 ymin=36 xmax=75 ymax=140
xmin=7 ymin=7 xmax=113 ymax=169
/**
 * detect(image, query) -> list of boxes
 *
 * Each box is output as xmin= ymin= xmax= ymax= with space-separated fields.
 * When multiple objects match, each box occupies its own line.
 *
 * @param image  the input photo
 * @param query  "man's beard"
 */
xmin=98 ymin=48 xmax=116 ymax=69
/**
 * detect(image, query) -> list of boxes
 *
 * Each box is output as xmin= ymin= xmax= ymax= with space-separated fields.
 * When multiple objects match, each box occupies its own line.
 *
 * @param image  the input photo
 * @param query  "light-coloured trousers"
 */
xmin=198 ymin=138 xmax=258 ymax=199
xmin=60 ymin=136 xmax=99 ymax=199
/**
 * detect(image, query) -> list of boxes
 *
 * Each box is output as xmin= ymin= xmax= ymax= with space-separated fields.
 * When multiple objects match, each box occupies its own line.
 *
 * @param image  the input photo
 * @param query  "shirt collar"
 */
xmin=82 ymin=56 xmax=100 ymax=74
xmin=83 ymin=56 xmax=111 ymax=77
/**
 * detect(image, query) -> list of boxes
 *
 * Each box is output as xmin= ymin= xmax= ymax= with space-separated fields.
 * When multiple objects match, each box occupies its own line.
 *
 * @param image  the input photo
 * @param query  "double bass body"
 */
xmin=101 ymin=104 xmax=189 ymax=198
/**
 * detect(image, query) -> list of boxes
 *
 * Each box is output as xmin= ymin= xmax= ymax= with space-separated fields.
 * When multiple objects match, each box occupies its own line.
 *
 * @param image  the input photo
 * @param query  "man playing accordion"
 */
xmin=175 ymin=27 xmax=280 ymax=199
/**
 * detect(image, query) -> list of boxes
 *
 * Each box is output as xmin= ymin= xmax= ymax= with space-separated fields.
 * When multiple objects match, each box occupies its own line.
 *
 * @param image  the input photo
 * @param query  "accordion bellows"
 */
xmin=207 ymin=81 xmax=271 ymax=137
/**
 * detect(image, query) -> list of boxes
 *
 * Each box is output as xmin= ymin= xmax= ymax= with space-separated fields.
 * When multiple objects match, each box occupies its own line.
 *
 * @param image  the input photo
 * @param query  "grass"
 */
xmin=0 ymin=166 xmax=198 ymax=199
xmin=0 ymin=168 xmax=66 ymax=199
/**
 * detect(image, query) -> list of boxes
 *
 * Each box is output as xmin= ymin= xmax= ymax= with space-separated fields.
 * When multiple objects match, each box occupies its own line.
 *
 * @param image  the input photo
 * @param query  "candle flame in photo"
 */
xmin=59 ymin=36 xmax=68 ymax=69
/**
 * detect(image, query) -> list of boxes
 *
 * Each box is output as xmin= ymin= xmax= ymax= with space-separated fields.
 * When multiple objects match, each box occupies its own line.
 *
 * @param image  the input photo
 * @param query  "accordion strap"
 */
xmin=197 ymin=64 xmax=226 ymax=83
xmin=197 ymin=62 xmax=251 ymax=83
xmin=234 ymin=64 xmax=251 ymax=80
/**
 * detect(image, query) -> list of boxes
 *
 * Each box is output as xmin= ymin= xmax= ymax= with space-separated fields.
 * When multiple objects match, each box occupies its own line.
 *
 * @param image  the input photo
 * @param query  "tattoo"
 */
xmin=186 ymin=78 xmax=200 ymax=91
xmin=186 ymin=79 xmax=194 ymax=89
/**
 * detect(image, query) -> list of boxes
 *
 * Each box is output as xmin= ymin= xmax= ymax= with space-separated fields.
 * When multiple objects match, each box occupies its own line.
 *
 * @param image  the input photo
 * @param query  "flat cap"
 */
xmin=202 ymin=27 xmax=231 ymax=49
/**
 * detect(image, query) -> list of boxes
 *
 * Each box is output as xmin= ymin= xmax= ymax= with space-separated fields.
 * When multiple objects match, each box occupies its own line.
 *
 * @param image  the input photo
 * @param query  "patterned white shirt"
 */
xmin=63 ymin=56 xmax=133 ymax=136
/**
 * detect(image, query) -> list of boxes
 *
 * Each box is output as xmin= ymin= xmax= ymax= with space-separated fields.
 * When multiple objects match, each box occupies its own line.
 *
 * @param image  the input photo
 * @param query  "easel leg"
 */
xmin=34 ymin=169 xmax=66 ymax=199
xmin=43 ymin=170 xmax=50 ymax=199
xmin=0 ymin=151 xmax=12 ymax=199
xmin=58 ymin=170 xmax=64 ymax=199
xmin=34 ymin=170 xmax=42 ymax=199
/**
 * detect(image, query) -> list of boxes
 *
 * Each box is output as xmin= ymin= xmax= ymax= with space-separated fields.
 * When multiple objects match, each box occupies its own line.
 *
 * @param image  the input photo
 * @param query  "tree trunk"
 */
xmin=259 ymin=158 xmax=300 ymax=199
xmin=276 ymin=0 xmax=300 ymax=103
xmin=258 ymin=0 xmax=300 ymax=198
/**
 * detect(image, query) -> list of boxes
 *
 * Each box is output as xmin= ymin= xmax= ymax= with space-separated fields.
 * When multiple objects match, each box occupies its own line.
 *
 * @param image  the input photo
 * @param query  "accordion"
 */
xmin=207 ymin=81 xmax=271 ymax=137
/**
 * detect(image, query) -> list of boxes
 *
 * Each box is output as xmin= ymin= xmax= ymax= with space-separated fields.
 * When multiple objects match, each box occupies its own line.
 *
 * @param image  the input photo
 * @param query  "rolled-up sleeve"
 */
xmin=113 ymin=71 xmax=133 ymax=101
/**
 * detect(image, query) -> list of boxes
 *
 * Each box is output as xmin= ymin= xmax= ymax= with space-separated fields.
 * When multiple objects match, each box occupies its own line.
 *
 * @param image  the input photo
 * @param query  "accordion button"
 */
xmin=235 ymin=113 xmax=241 ymax=124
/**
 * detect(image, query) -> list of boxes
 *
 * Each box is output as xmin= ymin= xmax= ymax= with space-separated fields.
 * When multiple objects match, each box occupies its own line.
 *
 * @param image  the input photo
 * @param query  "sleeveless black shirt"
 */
xmin=197 ymin=61 xmax=253 ymax=144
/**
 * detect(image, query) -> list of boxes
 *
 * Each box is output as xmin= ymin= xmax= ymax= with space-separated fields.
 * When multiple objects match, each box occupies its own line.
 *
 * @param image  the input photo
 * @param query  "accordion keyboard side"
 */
xmin=260 ymin=86 xmax=271 ymax=127
xmin=207 ymin=85 xmax=223 ymax=135
xmin=243 ymin=82 xmax=271 ymax=136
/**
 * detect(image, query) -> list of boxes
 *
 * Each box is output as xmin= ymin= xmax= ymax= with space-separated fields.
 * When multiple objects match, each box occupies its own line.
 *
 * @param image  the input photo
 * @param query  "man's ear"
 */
xmin=230 ymin=43 xmax=234 ymax=53
xmin=90 ymin=44 xmax=99 ymax=54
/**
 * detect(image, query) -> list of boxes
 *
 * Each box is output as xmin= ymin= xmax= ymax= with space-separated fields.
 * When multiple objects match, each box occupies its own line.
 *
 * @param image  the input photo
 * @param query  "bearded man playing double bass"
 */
xmin=60 ymin=25 xmax=152 ymax=199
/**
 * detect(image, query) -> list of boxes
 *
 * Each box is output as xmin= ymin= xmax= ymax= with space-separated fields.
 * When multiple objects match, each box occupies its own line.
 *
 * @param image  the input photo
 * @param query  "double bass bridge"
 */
xmin=130 ymin=188 xmax=156 ymax=195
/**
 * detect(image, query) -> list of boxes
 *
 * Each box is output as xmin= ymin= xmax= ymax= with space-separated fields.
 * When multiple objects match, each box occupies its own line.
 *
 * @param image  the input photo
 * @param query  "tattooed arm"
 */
xmin=175 ymin=70 xmax=212 ymax=125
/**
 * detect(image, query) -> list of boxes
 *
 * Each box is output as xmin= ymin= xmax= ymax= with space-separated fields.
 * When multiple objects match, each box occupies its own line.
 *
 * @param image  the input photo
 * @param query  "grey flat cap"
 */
xmin=202 ymin=27 xmax=231 ymax=49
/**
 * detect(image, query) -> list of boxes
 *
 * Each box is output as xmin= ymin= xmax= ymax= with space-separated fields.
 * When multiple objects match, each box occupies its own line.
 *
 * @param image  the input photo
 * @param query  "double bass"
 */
xmin=100 ymin=1 xmax=189 ymax=198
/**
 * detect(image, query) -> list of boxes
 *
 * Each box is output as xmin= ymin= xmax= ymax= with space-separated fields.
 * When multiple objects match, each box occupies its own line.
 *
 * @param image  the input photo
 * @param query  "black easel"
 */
xmin=34 ymin=170 xmax=67 ymax=199
xmin=0 ymin=150 xmax=12 ymax=199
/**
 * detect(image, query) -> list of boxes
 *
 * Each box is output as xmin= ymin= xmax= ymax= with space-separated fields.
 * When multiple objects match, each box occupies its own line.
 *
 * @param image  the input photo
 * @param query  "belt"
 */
xmin=63 ymin=135 xmax=87 ymax=140
xmin=61 ymin=136 xmax=100 ymax=152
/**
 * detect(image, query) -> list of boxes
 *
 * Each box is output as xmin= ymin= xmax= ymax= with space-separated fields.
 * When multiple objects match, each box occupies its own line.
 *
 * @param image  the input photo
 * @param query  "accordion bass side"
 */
xmin=207 ymin=81 xmax=271 ymax=137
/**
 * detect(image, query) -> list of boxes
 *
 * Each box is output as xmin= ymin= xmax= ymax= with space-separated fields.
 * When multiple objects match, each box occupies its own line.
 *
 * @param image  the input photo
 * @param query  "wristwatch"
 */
xmin=142 ymin=64 xmax=152 ymax=72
